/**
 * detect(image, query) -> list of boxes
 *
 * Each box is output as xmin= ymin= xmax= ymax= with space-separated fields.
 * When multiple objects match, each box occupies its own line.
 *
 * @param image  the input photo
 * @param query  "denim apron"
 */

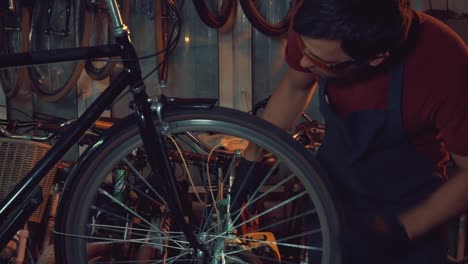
xmin=315 ymin=63 xmax=446 ymax=263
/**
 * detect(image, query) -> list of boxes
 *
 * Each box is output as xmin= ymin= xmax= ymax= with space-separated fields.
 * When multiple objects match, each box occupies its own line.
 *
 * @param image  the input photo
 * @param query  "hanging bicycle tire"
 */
xmin=29 ymin=0 xmax=91 ymax=102
xmin=54 ymin=106 xmax=341 ymax=264
xmin=84 ymin=0 xmax=130 ymax=81
xmin=0 ymin=0 xmax=30 ymax=98
xmin=239 ymin=0 xmax=300 ymax=36
xmin=192 ymin=0 xmax=234 ymax=29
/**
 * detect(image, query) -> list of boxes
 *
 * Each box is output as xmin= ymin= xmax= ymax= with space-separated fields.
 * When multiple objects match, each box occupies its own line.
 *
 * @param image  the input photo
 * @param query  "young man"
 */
xmin=238 ymin=0 xmax=468 ymax=262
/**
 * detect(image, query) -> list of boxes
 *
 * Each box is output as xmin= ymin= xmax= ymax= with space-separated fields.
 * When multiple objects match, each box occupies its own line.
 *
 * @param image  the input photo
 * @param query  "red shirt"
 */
xmin=286 ymin=11 xmax=468 ymax=164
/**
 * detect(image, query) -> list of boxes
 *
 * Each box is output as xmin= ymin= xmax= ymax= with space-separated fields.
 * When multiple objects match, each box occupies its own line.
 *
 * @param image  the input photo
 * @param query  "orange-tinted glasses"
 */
xmin=297 ymin=36 xmax=360 ymax=71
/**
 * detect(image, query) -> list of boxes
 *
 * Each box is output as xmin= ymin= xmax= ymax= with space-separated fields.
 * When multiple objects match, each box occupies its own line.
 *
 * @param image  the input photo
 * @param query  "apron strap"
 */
xmin=385 ymin=62 xmax=406 ymax=137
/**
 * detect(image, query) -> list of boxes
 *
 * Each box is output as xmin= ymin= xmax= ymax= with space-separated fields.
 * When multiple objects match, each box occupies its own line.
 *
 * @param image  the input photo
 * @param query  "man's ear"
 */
xmin=368 ymin=51 xmax=390 ymax=67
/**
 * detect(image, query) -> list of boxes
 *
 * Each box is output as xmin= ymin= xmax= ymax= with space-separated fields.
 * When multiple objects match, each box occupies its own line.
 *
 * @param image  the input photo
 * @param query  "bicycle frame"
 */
xmin=0 ymin=0 xmax=207 ymax=256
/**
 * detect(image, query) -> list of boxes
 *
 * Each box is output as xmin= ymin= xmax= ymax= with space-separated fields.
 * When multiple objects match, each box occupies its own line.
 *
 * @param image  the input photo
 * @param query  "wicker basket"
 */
xmin=0 ymin=138 xmax=57 ymax=223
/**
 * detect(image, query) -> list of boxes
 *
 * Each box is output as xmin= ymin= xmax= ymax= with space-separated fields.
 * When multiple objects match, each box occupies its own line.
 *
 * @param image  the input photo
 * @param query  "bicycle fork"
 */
xmin=131 ymin=91 xmax=211 ymax=262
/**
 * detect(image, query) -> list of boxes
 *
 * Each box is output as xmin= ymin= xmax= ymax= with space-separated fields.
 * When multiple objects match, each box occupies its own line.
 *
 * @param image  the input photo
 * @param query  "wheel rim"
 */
xmin=240 ymin=0 xmax=293 ymax=35
xmin=29 ymin=0 xmax=88 ymax=98
xmin=60 ymin=115 xmax=338 ymax=264
xmin=0 ymin=2 xmax=26 ymax=97
xmin=250 ymin=0 xmax=291 ymax=27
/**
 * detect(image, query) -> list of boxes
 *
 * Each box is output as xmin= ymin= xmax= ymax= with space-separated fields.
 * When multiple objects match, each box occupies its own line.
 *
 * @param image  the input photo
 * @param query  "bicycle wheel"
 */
xmin=0 ymin=0 xmax=30 ymax=98
xmin=239 ymin=0 xmax=299 ymax=36
xmin=192 ymin=0 xmax=234 ymax=29
xmin=29 ymin=0 xmax=91 ymax=102
xmin=55 ymin=106 xmax=341 ymax=263
xmin=84 ymin=0 xmax=130 ymax=80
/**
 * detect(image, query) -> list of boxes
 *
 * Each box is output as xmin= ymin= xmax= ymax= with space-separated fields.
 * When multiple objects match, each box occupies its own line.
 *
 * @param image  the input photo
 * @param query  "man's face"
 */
xmin=298 ymin=35 xmax=372 ymax=79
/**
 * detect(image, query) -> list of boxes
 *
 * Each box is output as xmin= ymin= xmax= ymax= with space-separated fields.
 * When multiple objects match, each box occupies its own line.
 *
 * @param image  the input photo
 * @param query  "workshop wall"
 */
xmin=0 ymin=0 xmax=466 ymax=158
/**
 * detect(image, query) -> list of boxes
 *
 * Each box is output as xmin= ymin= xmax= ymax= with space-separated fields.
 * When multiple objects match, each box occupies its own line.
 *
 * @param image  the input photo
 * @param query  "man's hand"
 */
xmin=399 ymin=153 xmax=468 ymax=240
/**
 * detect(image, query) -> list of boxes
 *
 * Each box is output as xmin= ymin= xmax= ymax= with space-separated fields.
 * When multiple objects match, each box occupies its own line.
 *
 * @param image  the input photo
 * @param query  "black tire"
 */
xmin=55 ymin=107 xmax=341 ymax=263
xmin=28 ymin=0 xmax=91 ymax=102
xmin=192 ymin=0 xmax=234 ymax=29
xmin=84 ymin=0 xmax=130 ymax=80
xmin=0 ymin=0 xmax=30 ymax=98
xmin=239 ymin=0 xmax=299 ymax=36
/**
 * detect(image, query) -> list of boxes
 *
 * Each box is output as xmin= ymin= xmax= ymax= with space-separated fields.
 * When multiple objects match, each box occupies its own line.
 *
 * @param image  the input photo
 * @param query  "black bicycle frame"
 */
xmin=0 ymin=41 xmax=134 ymax=246
xmin=0 ymin=0 xmax=205 ymax=254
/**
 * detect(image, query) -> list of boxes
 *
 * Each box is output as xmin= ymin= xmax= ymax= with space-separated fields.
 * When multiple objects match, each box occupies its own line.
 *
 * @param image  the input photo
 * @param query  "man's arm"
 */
xmin=244 ymin=67 xmax=316 ymax=160
xmin=399 ymin=153 xmax=468 ymax=239
xmin=260 ymin=67 xmax=317 ymax=130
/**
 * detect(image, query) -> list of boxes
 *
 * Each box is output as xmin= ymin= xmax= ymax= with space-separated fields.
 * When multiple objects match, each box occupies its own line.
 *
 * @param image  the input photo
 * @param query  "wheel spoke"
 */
xmin=123 ymin=157 xmax=169 ymax=206
xmin=231 ymin=172 xmax=296 ymax=228
xmin=57 ymin=109 xmax=339 ymax=263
